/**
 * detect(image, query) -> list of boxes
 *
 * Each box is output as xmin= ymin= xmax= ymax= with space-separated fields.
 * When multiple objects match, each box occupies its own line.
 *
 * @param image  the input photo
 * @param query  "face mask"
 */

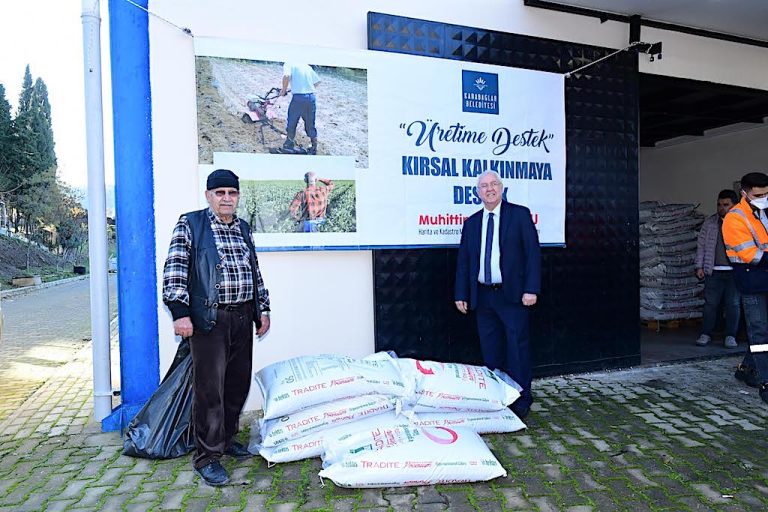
xmin=750 ymin=197 xmax=768 ymax=210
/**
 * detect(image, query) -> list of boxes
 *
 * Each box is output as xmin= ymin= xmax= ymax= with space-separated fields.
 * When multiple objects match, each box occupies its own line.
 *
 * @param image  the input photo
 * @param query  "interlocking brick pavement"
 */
xmin=0 ymin=276 xmax=117 ymax=423
xmin=1 ymin=284 xmax=768 ymax=510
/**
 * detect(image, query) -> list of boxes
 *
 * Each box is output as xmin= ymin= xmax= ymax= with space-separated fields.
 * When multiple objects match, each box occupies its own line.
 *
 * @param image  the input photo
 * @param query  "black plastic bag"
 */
xmin=123 ymin=339 xmax=196 ymax=458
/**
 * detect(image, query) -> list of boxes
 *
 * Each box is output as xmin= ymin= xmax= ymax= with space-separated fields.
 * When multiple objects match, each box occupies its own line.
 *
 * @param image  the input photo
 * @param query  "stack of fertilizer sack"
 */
xmin=249 ymin=352 xmax=526 ymax=488
xmin=639 ymin=201 xmax=705 ymax=321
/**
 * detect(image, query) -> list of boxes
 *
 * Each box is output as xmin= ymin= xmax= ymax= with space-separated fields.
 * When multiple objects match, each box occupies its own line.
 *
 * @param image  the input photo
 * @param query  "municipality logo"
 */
xmin=462 ymin=70 xmax=498 ymax=115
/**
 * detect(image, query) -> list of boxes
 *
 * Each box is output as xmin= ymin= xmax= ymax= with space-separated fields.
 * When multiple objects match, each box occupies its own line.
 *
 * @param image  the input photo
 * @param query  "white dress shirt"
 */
xmin=478 ymin=204 xmax=503 ymax=284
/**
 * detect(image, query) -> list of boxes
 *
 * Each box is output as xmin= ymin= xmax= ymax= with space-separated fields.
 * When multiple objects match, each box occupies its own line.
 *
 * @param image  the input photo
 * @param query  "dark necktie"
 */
xmin=484 ymin=213 xmax=494 ymax=285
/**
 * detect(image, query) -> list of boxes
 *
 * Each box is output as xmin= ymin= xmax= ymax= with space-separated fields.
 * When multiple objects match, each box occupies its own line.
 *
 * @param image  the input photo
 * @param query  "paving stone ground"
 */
xmin=0 ymin=277 xmax=117 ymax=423
xmin=1 ymin=282 xmax=767 ymax=510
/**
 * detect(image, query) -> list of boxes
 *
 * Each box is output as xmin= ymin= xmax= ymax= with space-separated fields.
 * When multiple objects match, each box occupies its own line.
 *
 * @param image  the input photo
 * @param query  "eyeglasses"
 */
xmin=479 ymin=181 xmax=501 ymax=190
xmin=213 ymin=190 xmax=240 ymax=198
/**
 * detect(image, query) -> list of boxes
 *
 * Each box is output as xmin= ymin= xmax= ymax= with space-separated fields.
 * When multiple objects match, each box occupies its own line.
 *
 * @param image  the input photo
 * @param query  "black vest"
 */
xmin=185 ymin=209 xmax=262 ymax=333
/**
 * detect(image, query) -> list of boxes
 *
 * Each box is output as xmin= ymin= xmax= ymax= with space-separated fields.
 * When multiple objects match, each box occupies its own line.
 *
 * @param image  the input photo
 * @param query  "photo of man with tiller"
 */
xmin=280 ymin=62 xmax=320 ymax=155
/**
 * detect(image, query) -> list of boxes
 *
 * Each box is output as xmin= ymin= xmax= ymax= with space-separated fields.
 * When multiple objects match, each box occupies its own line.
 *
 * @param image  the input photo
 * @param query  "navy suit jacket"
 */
xmin=455 ymin=201 xmax=541 ymax=309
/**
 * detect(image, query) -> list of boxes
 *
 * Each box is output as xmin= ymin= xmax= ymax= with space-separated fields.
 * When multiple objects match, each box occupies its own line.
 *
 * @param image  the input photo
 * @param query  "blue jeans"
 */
xmin=701 ymin=270 xmax=740 ymax=337
xmin=302 ymin=218 xmax=325 ymax=232
xmin=740 ymin=293 xmax=768 ymax=385
xmin=285 ymin=93 xmax=317 ymax=143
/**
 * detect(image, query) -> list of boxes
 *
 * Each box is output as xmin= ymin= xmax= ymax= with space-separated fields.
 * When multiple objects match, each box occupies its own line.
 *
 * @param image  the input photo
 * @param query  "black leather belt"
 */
xmin=479 ymin=283 xmax=503 ymax=290
xmin=221 ymin=301 xmax=252 ymax=311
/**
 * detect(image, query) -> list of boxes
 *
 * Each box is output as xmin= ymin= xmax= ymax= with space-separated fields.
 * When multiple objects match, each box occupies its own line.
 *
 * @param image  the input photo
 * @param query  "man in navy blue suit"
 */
xmin=455 ymin=170 xmax=541 ymax=419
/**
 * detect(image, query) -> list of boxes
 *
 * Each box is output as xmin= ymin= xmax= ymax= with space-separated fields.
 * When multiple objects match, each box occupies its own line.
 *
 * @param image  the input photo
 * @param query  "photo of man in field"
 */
xmin=237 ymin=175 xmax=356 ymax=234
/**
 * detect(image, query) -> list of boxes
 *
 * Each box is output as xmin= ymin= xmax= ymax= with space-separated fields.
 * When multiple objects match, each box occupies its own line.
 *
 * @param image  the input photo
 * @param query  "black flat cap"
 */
xmin=206 ymin=169 xmax=239 ymax=190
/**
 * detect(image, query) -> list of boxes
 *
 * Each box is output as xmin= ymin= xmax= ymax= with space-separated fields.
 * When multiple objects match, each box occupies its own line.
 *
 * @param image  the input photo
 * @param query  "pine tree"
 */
xmin=0 ymin=83 xmax=17 ymax=193
xmin=15 ymin=68 xmax=56 ymax=182
xmin=9 ymin=66 xmax=58 ymax=238
xmin=17 ymin=66 xmax=33 ymax=116
xmin=29 ymin=78 xmax=56 ymax=171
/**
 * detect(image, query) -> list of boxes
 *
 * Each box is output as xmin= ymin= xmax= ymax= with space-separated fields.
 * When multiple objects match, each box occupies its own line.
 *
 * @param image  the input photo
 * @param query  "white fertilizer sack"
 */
xmin=408 ymin=409 xmax=526 ymax=434
xmin=258 ymin=394 xmax=397 ymax=447
xmin=255 ymin=352 xmax=408 ymax=419
xmin=321 ymin=415 xmax=417 ymax=468
xmin=255 ymin=432 xmax=325 ymax=464
xmin=254 ymin=411 xmax=402 ymax=464
xmin=397 ymin=358 xmax=520 ymax=412
xmin=319 ymin=426 xmax=506 ymax=488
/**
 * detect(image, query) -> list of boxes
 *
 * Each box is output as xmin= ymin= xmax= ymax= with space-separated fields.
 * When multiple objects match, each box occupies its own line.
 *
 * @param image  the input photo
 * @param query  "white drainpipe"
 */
xmin=81 ymin=0 xmax=113 ymax=421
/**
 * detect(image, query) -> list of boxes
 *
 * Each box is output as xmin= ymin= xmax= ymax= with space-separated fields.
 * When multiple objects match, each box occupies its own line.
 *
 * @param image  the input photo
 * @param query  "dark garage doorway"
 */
xmin=638 ymin=73 xmax=768 ymax=364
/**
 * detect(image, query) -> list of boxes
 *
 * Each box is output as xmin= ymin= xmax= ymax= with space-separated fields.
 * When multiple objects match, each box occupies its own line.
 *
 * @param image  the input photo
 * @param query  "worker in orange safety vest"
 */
xmin=723 ymin=171 xmax=768 ymax=405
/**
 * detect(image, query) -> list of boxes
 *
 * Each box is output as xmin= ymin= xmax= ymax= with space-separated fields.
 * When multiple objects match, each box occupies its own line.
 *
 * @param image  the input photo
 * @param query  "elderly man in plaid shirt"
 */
xmin=162 ymin=169 xmax=271 ymax=486
xmin=289 ymin=171 xmax=335 ymax=232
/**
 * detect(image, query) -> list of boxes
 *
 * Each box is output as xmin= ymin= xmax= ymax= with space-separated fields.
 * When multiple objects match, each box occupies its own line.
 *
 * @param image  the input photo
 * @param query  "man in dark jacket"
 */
xmin=162 ymin=169 xmax=271 ymax=486
xmin=455 ymin=170 xmax=541 ymax=419
xmin=694 ymin=189 xmax=739 ymax=348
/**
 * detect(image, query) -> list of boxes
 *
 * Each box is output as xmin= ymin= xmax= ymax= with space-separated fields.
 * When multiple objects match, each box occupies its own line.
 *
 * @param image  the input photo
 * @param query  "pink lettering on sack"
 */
xmin=421 ymin=427 xmax=459 ymax=445
xmin=291 ymin=383 xmax=327 ymax=395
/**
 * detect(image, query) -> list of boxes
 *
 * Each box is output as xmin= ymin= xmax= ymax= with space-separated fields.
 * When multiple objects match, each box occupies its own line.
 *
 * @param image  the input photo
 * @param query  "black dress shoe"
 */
xmin=509 ymin=404 xmax=530 ymax=419
xmin=195 ymin=460 xmax=229 ymax=486
xmin=760 ymin=384 xmax=768 ymax=405
xmin=224 ymin=441 xmax=252 ymax=459
xmin=735 ymin=364 xmax=759 ymax=388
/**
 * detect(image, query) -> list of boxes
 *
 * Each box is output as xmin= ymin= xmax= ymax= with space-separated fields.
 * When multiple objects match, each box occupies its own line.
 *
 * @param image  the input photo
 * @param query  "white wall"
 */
xmin=147 ymin=0 xmax=768 ymax=91
xmin=146 ymin=0 xmax=768 ymax=411
xmin=640 ymin=125 xmax=768 ymax=215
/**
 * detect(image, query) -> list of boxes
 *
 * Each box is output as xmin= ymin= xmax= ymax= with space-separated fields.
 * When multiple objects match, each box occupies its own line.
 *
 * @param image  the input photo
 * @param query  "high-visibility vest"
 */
xmin=723 ymin=197 xmax=768 ymax=265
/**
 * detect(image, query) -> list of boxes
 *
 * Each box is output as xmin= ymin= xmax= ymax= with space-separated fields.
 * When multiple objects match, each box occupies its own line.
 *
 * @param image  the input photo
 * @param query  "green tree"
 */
xmin=27 ymin=78 xmax=56 ymax=171
xmin=17 ymin=66 xmax=33 ymax=115
xmin=0 ymin=83 xmax=17 ymax=193
xmin=14 ymin=68 xmax=56 ymax=179
xmin=54 ymin=185 xmax=88 ymax=261
xmin=11 ymin=66 xmax=38 ymax=191
xmin=9 ymin=67 xmax=57 ymax=235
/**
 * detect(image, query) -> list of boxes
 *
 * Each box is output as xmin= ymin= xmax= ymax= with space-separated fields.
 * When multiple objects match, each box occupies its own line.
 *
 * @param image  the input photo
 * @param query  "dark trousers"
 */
xmin=740 ymin=293 xmax=768 ymax=385
xmin=286 ymin=93 xmax=317 ymax=142
xmin=188 ymin=306 xmax=254 ymax=468
xmin=475 ymin=285 xmax=533 ymax=410
xmin=701 ymin=270 xmax=740 ymax=337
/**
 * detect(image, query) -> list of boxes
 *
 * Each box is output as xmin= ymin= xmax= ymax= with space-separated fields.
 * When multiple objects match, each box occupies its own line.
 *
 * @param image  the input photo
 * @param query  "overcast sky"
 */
xmin=0 ymin=0 xmax=113 ymax=189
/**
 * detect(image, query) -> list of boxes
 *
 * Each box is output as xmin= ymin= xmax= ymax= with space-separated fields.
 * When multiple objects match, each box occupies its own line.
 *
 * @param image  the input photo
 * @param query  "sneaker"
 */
xmin=724 ymin=336 xmax=738 ymax=349
xmin=695 ymin=334 xmax=711 ymax=346
xmin=194 ymin=460 xmax=229 ymax=486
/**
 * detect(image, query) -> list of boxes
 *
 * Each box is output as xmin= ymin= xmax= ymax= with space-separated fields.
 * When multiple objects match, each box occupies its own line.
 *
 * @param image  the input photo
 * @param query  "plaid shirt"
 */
xmin=290 ymin=179 xmax=335 ymax=220
xmin=163 ymin=208 xmax=270 ymax=312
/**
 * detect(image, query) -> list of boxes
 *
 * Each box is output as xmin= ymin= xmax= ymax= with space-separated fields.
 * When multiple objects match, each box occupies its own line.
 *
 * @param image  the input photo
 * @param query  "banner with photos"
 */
xmin=195 ymin=38 xmax=565 ymax=250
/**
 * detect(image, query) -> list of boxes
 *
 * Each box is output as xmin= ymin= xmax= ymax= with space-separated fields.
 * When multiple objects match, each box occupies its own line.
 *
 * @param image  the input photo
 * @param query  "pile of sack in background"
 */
xmin=639 ymin=201 xmax=705 ymax=321
xmin=250 ymin=352 xmax=525 ymax=488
